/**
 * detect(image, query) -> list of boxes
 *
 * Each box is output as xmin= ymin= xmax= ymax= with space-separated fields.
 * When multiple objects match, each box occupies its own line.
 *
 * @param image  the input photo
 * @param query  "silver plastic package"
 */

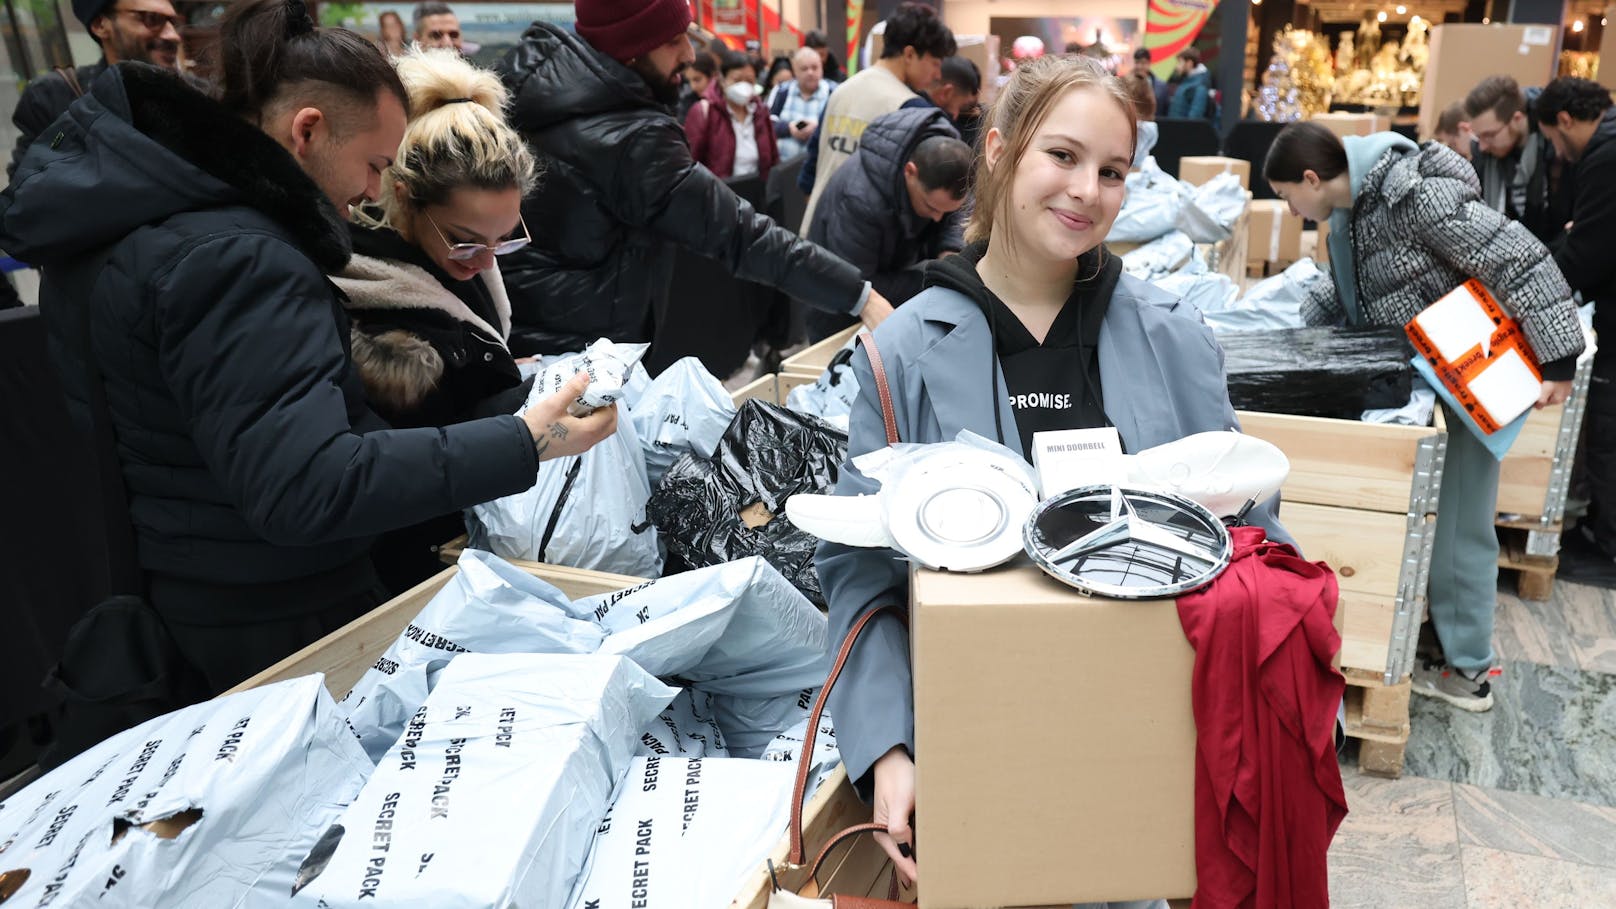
xmin=638 ymin=688 xmax=730 ymax=759
xmin=543 ymin=338 xmax=652 ymax=415
xmin=784 ymin=345 xmax=860 ymax=431
xmin=1121 ymin=231 xmax=1196 ymax=281
xmin=293 ymin=653 xmax=676 ymax=909
xmin=580 ymin=556 xmax=831 ymax=758
xmin=629 ymin=356 xmax=737 ymax=486
xmin=1204 ymin=258 xmax=1321 ymax=334
xmin=564 ymin=756 xmax=796 ymax=909
xmin=761 ymin=712 xmax=842 ymax=800
xmin=0 ymin=675 xmax=369 ymax=908
xmin=341 ymin=549 xmax=604 ymax=761
xmin=468 ymin=375 xmax=662 ymax=575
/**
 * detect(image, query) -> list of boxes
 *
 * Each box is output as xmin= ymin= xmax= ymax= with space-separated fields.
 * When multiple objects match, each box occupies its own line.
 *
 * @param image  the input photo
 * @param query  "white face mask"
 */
xmin=725 ymin=81 xmax=757 ymax=106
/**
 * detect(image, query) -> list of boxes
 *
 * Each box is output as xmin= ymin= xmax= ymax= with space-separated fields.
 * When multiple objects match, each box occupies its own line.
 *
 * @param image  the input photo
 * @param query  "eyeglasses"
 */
xmin=1472 ymin=121 xmax=1512 ymax=144
xmin=426 ymin=212 xmax=531 ymax=261
xmin=116 ymin=8 xmax=184 ymax=31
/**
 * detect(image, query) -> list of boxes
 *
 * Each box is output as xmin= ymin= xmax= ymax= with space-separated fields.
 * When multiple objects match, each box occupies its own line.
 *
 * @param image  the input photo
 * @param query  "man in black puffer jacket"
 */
xmin=1536 ymin=78 xmax=1616 ymax=582
xmin=804 ymin=107 xmax=970 ymax=341
xmin=494 ymin=0 xmax=892 ymax=357
xmin=0 ymin=11 xmax=616 ymax=694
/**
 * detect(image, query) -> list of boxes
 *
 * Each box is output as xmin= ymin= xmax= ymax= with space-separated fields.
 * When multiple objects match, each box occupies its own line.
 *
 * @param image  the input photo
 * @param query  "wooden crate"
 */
xmin=780 ymin=324 xmax=861 ymax=376
xmin=731 ymin=373 xmax=782 ymax=407
xmin=1495 ymin=357 xmax=1594 ymax=570
xmin=227 ymin=564 xmax=897 ymax=908
xmin=1497 ymin=524 xmax=1559 ymax=601
xmin=1236 ymin=411 xmax=1446 ymax=777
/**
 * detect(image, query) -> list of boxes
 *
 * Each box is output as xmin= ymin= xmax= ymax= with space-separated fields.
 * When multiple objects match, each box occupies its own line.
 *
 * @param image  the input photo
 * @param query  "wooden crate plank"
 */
xmin=1236 ymin=411 xmax=1437 ymax=514
xmin=1497 ymin=401 xmax=1570 ymax=518
xmin=1497 ymin=531 xmax=1558 ymax=602
xmin=1338 ymin=592 xmax=1395 ymax=678
xmin=780 ymin=325 xmax=860 ymax=374
xmin=777 ymin=369 xmax=820 ymax=402
xmin=224 ymin=568 xmax=457 ymax=699
xmin=1343 ymin=680 xmax=1411 ymax=739
xmin=1281 ymin=503 xmax=1408 ymax=598
xmin=1358 ymin=738 xmax=1407 ymax=778
xmin=731 ymin=374 xmax=780 ymax=407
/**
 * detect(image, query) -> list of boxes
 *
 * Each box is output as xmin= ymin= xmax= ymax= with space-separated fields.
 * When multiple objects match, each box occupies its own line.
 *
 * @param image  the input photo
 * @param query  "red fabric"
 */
xmin=1176 ymin=525 xmax=1349 ymax=909
xmin=684 ymin=83 xmax=779 ymax=181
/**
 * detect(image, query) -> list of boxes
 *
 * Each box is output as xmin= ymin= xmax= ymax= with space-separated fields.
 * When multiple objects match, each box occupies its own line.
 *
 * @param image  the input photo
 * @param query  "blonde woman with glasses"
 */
xmin=334 ymin=47 xmax=540 ymax=590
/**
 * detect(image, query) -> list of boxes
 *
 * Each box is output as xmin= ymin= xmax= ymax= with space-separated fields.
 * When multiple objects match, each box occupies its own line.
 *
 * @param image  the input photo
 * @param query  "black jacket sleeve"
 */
xmin=8 ymin=75 xmax=73 ymax=180
xmin=154 ymin=235 xmax=540 ymax=546
xmin=611 ymin=119 xmax=865 ymax=315
xmin=1553 ymin=146 xmax=1616 ymax=306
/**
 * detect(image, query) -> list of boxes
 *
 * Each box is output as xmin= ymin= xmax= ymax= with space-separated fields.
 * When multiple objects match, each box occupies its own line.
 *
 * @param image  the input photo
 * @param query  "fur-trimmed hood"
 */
xmin=0 ymin=62 xmax=350 ymax=271
xmin=335 ymin=252 xmax=521 ymax=419
xmin=334 ymin=253 xmax=513 ymax=342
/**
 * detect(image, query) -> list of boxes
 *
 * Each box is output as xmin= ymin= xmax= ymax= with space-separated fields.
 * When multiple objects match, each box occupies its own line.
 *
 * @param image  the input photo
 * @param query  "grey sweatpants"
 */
xmin=1426 ymin=401 xmax=1501 ymax=675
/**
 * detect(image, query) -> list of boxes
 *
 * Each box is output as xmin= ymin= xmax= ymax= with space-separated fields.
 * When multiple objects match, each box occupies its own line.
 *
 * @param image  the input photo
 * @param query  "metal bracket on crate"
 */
xmin=1386 ymin=431 xmax=1448 ymax=685
xmin=1525 ymin=357 xmax=1594 ymax=557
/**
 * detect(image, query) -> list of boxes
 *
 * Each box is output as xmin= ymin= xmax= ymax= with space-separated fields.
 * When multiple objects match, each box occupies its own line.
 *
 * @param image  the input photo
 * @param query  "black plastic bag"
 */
xmin=648 ymin=400 xmax=847 ymax=605
xmin=1219 ymin=326 xmax=1413 ymax=419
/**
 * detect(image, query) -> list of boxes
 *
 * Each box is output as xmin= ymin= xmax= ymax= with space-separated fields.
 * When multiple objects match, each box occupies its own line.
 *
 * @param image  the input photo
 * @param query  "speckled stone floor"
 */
xmin=1328 ymin=579 xmax=1616 ymax=908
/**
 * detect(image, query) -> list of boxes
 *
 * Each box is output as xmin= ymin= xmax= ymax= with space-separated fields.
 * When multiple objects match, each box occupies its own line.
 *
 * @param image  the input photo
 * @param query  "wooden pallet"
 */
xmin=1497 ymin=524 xmax=1559 ymax=601
xmin=1343 ymin=671 xmax=1412 ymax=777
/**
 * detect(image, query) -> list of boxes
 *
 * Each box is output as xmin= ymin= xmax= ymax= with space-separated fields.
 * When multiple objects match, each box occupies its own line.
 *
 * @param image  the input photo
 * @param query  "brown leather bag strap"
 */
xmin=53 ymin=66 xmax=85 ymax=99
xmin=857 ymin=329 xmax=899 ymax=446
xmin=809 ymin=822 xmax=890 ymax=881
xmin=787 ymin=603 xmax=907 ymax=864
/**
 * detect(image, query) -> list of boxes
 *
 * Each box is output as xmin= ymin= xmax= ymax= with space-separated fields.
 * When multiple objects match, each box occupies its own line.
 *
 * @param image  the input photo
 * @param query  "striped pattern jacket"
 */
xmin=1305 ymin=141 xmax=1585 ymax=365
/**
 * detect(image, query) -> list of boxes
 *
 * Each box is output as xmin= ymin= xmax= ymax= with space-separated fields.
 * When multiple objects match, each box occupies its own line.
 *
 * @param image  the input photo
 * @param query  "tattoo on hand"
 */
xmin=533 ymin=435 xmax=550 ymax=460
xmin=548 ymin=422 xmax=569 ymax=441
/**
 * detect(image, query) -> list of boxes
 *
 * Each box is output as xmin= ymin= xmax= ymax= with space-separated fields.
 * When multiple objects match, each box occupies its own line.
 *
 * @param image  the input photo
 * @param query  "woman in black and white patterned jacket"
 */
xmin=1262 ymin=121 xmax=1585 ymax=715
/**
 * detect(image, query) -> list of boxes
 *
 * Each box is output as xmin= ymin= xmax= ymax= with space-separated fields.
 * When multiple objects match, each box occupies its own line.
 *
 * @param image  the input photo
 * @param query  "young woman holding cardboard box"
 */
xmin=815 ymin=54 xmax=1288 ymax=900
xmin=1263 ymin=122 xmax=1584 ymax=712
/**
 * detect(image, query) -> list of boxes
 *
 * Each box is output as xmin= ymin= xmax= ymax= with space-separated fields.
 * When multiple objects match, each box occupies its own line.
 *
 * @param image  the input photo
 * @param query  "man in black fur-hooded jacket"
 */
xmin=0 ymin=59 xmax=614 ymax=693
xmin=493 ymin=0 xmax=893 ymax=356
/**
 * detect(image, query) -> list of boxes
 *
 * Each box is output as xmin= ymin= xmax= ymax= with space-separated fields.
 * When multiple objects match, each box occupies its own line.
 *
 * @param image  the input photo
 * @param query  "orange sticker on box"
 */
xmin=1405 ymin=279 xmax=1542 ymax=434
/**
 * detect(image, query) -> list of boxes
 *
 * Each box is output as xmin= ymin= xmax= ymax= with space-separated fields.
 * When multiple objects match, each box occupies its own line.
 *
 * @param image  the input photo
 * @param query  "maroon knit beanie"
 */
xmin=574 ymin=0 xmax=693 ymax=63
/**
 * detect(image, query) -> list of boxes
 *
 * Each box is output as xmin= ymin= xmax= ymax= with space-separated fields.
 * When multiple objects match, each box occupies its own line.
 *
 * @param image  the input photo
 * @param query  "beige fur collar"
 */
xmin=332 ymin=253 xmax=512 ymax=346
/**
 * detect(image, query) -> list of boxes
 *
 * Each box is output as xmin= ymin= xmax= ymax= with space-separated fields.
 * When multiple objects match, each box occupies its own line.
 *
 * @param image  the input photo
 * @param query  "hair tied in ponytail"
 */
xmin=443 ymin=98 xmax=475 ymax=104
xmin=283 ymin=0 xmax=315 ymax=38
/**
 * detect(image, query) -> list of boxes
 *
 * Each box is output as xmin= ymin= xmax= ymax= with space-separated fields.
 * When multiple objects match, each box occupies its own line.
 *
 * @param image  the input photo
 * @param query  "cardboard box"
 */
xmin=910 ymin=562 xmax=1197 ymax=907
xmin=1419 ymin=23 xmax=1557 ymax=139
xmin=1309 ymin=111 xmax=1382 ymax=139
xmin=1178 ymin=155 xmax=1251 ymax=189
xmin=1247 ymin=199 xmax=1304 ymax=265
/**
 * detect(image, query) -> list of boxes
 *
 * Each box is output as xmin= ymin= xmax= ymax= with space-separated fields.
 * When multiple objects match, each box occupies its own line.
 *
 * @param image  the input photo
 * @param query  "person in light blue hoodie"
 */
xmin=1263 ymin=121 xmax=1585 ymax=713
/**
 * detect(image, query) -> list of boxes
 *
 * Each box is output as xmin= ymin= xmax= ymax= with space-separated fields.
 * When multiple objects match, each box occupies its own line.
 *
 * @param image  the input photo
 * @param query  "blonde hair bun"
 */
xmin=395 ymin=45 xmax=510 ymax=119
xmin=372 ymin=46 xmax=539 ymax=227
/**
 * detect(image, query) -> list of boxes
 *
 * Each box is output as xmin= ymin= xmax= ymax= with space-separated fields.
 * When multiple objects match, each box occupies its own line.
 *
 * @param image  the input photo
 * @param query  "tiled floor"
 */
xmin=1328 ymin=580 xmax=1616 ymax=907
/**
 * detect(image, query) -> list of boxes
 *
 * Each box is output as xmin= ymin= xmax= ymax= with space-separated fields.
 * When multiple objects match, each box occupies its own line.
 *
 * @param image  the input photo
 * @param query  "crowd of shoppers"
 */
xmin=3 ymin=0 xmax=1614 ymax=887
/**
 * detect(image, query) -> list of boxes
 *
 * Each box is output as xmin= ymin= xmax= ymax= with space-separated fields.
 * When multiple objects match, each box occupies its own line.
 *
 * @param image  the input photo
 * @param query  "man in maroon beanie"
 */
xmin=493 ymin=0 xmax=892 ymax=357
